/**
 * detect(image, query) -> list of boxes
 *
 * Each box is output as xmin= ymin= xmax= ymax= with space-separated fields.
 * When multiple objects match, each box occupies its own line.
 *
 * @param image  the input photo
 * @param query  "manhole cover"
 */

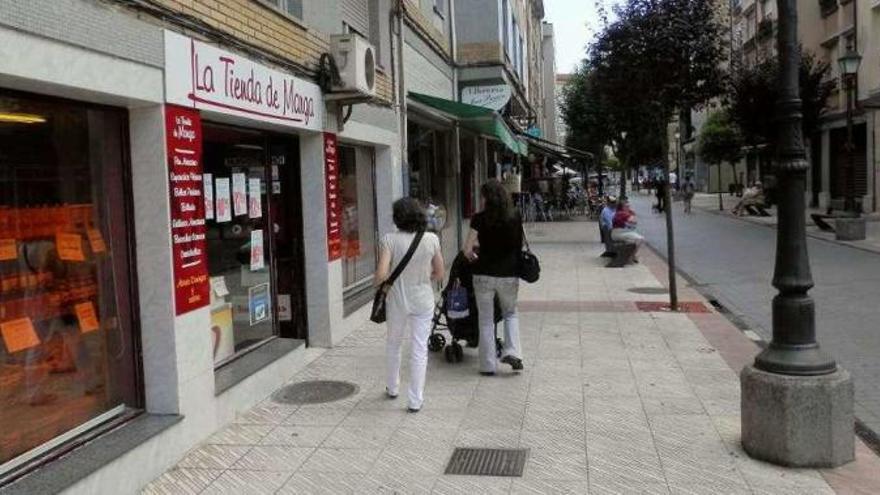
xmin=272 ymin=380 xmax=359 ymax=405
xmin=628 ymin=287 xmax=669 ymax=295
xmin=445 ymin=448 xmax=529 ymax=477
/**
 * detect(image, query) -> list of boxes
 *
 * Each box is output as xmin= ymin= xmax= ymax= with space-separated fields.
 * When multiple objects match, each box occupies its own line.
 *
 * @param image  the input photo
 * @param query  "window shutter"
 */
xmin=343 ymin=0 xmax=370 ymax=36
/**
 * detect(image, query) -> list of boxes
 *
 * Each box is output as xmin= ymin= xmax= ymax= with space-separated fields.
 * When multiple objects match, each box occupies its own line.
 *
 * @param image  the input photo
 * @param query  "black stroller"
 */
xmin=428 ymin=252 xmax=503 ymax=363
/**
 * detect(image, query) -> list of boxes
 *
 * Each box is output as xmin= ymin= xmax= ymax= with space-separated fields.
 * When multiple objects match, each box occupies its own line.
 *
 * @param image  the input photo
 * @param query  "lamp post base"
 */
xmin=741 ymin=365 xmax=854 ymax=468
xmin=835 ymin=217 xmax=867 ymax=241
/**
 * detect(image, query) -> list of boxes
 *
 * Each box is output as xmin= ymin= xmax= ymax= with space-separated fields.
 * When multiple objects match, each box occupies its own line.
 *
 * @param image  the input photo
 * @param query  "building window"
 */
xmin=518 ymin=34 xmax=525 ymax=79
xmin=338 ymin=146 xmax=377 ymax=291
xmin=502 ymin=0 xmax=510 ymax=59
xmin=512 ymin=19 xmax=519 ymax=73
xmin=0 ymin=91 xmax=140 ymax=471
xmin=262 ymin=0 xmax=303 ymax=19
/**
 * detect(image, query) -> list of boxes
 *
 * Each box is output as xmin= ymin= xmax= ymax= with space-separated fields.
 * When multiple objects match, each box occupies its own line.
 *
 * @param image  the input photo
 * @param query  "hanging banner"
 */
xmin=232 ymin=173 xmax=247 ymax=216
xmin=203 ymin=173 xmax=214 ymax=220
xmin=248 ymin=178 xmax=262 ymax=219
xmin=324 ymin=132 xmax=343 ymax=261
xmin=166 ymin=105 xmax=210 ymax=316
xmin=215 ymin=178 xmax=232 ymax=222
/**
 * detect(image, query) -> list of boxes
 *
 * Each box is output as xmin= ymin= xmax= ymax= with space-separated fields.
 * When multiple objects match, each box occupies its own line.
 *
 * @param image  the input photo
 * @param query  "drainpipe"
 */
xmin=449 ymin=0 xmax=463 ymax=244
xmin=395 ymin=0 xmax=408 ymax=197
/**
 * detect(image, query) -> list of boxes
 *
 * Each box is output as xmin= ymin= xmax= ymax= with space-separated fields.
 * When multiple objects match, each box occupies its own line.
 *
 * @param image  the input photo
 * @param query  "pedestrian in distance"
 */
xmin=599 ymin=195 xmax=618 ymax=258
xmin=375 ymin=198 xmax=444 ymax=413
xmin=463 ymin=179 xmax=525 ymax=375
xmin=682 ymin=174 xmax=696 ymax=214
xmin=654 ymin=177 xmax=667 ymax=213
xmin=611 ymin=198 xmax=645 ymax=264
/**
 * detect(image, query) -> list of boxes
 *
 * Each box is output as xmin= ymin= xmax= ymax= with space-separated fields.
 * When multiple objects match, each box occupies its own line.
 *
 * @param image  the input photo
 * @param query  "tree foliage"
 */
xmin=698 ymin=110 xmax=744 ymax=165
xmin=560 ymin=0 xmax=727 ymax=172
xmin=727 ymin=50 xmax=834 ymax=150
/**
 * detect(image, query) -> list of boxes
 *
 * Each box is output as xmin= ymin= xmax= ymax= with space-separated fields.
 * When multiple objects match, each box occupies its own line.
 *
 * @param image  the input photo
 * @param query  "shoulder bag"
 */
xmin=518 ymin=226 xmax=541 ymax=283
xmin=370 ymin=230 xmax=425 ymax=323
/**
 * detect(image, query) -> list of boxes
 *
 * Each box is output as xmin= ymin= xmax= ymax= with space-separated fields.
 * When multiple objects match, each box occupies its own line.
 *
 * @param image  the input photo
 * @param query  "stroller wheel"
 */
xmin=428 ymin=333 xmax=446 ymax=352
xmin=444 ymin=345 xmax=456 ymax=363
xmin=453 ymin=343 xmax=464 ymax=362
xmin=466 ymin=337 xmax=478 ymax=348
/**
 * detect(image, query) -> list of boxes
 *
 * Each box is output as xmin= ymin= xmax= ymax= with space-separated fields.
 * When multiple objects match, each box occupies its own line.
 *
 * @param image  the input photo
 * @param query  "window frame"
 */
xmin=255 ymin=0 xmax=304 ymax=22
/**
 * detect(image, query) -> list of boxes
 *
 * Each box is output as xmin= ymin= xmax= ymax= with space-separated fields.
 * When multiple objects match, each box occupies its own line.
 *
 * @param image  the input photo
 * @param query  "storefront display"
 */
xmin=0 ymin=91 xmax=140 ymax=471
xmin=338 ymin=145 xmax=377 ymax=290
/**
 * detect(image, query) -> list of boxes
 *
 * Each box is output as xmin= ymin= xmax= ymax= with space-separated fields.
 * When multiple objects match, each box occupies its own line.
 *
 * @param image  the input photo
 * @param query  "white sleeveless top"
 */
xmin=380 ymin=231 xmax=441 ymax=315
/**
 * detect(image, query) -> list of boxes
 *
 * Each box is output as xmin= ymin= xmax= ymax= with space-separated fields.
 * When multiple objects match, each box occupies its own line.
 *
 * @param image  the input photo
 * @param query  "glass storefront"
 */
xmin=338 ymin=145 xmax=377 ymax=290
xmin=203 ymin=124 xmax=307 ymax=365
xmin=0 ymin=91 xmax=140 ymax=470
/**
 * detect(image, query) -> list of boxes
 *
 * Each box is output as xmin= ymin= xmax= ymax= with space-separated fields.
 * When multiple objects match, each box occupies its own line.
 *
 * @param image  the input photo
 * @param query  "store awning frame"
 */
xmin=408 ymin=92 xmax=528 ymax=156
xmin=515 ymin=131 xmax=594 ymax=163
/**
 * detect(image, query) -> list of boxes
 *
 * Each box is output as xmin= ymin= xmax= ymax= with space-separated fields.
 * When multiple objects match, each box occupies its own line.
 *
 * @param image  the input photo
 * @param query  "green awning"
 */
xmin=408 ymin=92 xmax=527 ymax=156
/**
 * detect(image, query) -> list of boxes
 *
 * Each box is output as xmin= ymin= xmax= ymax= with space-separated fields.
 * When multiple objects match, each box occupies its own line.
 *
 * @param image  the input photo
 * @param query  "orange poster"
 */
xmin=0 ymin=239 xmax=16 ymax=261
xmin=56 ymin=233 xmax=85 ymax=262
xmin=74 ymin=301 xmax=100 ymax=333
xmin=0 ymin=317 xmax=40 ymax=353
xmin=86 ymin=228 xmax=107 ymax=254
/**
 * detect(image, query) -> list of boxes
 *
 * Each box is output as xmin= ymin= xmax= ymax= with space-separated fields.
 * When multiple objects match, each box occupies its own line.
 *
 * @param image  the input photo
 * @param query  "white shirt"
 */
xmin=381 ymin=231 xmax=441 ymax=315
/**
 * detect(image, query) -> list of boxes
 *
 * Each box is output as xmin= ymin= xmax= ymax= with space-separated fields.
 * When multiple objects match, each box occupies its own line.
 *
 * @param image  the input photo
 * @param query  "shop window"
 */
xmin=0 ymin=92 xmax=140 ymax=472
xmin=338 ymin=146 xmax=377 ymax=292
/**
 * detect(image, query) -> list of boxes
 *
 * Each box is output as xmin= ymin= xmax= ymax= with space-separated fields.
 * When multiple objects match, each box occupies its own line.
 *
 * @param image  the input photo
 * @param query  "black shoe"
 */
xmin=407 ymin=407 xmax=420 ymax=413
xmin=501 ymin=356 xmax=524 ymax=371
xmin=385 ymin=388 xmax=398 ymax=399
xmin=479 ymin=371 xmax=496 ymax=376
xmin=600 ymin=252 xmax=616 ymax=258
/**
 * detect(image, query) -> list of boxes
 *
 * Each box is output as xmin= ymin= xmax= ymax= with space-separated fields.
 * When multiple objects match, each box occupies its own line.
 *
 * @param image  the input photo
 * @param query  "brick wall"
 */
xmin=141 ymin=0 xmax=393 ymax=103
xmin=458 ymin=41 xmax=502 ymax=64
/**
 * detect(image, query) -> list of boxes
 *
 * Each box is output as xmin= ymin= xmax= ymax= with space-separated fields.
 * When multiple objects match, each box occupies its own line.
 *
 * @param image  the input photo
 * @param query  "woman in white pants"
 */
xmin=463 ymin=180 xmax=524 ymax=375
xmin=375 ymin=198 xmax=444 ymax=412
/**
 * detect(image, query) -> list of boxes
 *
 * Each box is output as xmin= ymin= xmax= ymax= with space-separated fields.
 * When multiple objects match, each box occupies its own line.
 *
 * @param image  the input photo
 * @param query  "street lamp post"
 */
xmin=838 ymin=48 xmax=862 ymax=215
xmin=740 ymin=0 xmax=854 ymax=468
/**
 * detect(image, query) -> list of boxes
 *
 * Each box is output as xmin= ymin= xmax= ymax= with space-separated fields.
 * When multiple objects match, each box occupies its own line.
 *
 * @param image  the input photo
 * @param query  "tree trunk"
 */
xmin=661 ymin=127 xmax=679 ymax=311
xmin=717 ymin=163 xmax=724 ymax=211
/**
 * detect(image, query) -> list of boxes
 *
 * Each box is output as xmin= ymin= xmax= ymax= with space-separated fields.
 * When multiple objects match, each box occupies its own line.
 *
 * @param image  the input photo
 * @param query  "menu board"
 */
xmin=324 ymin=132 xmax=343 ymax=261
xmin=165 ymin=105 xmax=210 ymax=316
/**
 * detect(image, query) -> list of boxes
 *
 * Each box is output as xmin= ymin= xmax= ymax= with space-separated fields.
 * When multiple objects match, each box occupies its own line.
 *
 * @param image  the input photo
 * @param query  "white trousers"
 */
xmin=473 ymin=275 xmax=521 ymax=373
xmin=385 ymin=302 xmax=433 ymax=409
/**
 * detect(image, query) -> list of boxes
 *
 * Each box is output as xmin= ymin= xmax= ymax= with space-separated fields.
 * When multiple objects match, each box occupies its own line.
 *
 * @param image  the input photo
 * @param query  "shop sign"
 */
xmin=248 ymin=283 xmax=271 ymax=326
xmin=164 ymin=30 xmax=323 ymax=131
xmin=461 ymin=84 xmax=512 ymax=111
xmin=324 ymin=133 xmax=343 ymax=261
xmin=165 ymin=105 xmax=210 ymax=316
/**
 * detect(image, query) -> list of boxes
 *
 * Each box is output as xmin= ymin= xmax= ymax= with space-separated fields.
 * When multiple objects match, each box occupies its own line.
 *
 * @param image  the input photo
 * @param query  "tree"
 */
xmin=699 ymin=110 xmax=744 ymax=210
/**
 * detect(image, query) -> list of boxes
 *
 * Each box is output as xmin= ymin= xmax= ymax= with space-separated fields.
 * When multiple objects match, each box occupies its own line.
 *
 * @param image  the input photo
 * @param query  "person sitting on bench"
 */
xmin=732 ymin=182 xmax=765 ymax=216
xmin=599 ymin=195 xmax=618 ymax=258
xmin=610 ymin=198 xmax=644 ymax=266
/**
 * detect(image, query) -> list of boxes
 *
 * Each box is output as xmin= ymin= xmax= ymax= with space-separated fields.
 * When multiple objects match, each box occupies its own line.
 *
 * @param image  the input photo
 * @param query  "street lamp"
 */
xmin=838 ymin=48 xmax=862 ymax=215
xmin=740 ymin=0 xmax=853 ymax=468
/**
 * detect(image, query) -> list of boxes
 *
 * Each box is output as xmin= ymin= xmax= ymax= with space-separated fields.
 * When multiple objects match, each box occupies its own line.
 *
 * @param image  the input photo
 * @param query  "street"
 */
xmin=629 ymin=193 xmax=880 ymax=435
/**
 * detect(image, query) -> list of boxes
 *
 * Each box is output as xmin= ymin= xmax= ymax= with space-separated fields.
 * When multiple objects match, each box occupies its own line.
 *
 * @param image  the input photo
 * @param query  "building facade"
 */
xmin=0 ymin=0 xmax=401 ymax=492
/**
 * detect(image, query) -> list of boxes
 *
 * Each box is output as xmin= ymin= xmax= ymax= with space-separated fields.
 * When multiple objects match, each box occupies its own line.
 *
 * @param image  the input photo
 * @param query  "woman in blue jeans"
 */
xmin=463 ymin=180 xmax=524 ymax=375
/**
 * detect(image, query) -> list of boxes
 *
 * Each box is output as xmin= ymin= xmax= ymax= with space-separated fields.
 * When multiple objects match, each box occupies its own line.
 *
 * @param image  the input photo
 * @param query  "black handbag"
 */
xmin=518 ymin=227 xmax=540 ymax=283
xmin=370 ymin=230 xmax=425 ymax=323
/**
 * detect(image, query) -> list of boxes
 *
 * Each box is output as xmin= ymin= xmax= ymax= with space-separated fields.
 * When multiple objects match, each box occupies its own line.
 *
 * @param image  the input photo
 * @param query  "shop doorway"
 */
xmin=202 ymin=124 xmax=307 ymax=367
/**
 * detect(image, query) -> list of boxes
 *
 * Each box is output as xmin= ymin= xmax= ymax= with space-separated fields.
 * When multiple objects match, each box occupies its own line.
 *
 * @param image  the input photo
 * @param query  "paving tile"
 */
xmin=298 ymin=448 xmax=381 ymax=473
xmin=521 ymin=451 xmax=589 ymax=480
xmin=520 ymin=429 xmax=586 ymax=453
xmin=641 ymin=396 xmax=706 ymax=416
xmin=509 ymin=479 xmax=589 ymax=494
xmin=372 ymin=445 xmax=453 ymax=476
xmin=231 ymin=445 xmax=313 ymax=471
xmin=276 ymin=473 xmax=365 ymax=495
xmin=589 ymin=481 xmax=670 ymax=494
xmin=432 ymin=476 xmax=513 ymax=494
xmin=284 ymin=407 xmax=352 ymax=426
xmin=321 ymin=426 xmax=395 ymax=450
xmin=232 ymin=402 xmax=299 ymax=425
xmin=141 ymin=467 xmax=222 ymax=495
xmin=176 ymin=444 xmax=251 ymax=470
xmin=523 ymin=407 xmax=585 ymax=431
xmin=454 ymin=428 xmax=521 ymax=449
xmin=259 ymin=425 xmax=333 ymax=447
xmin=201 ymin=469 xmax=291 ymax=494
xmin=340 ymin=409 xmax=407 ymax=428
xmin=360 ymin=472 xmax=436 ymax=494
xmin=205 ymin=423 xmax=273 ymax=445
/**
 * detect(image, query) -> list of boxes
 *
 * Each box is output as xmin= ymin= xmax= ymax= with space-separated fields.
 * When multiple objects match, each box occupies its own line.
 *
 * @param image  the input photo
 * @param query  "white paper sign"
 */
xmin=203 ymin=173 xmax=214 ymax=220
xmin=250 ymin=229 xmax=265 ymax=271
xmin=214 ymin=178 xmax=232 ymax=222
xmin=210 ymin=276 xmax=229 ymax=297
xmin=232 ymin=173 xmax=247 ymax=216
xmin=163 ymin=30 xmax=324 ymax=131
xmin=278 ymin=294 xmax=292 ymax=322
xmin=461 ymin=84 xmax=512 ymax=111
xmin=249 ymin=178 xmax=262 ymax=218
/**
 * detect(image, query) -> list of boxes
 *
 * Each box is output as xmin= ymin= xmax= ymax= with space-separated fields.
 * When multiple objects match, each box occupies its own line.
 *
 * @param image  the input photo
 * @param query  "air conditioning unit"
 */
xmin=330 ymin=34 xmax=376 ymax=97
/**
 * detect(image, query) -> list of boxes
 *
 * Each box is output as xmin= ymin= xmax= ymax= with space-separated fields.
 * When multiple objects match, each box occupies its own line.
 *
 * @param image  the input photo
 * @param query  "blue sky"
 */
xmin=545 ymin=0 xmax=621 ymax=74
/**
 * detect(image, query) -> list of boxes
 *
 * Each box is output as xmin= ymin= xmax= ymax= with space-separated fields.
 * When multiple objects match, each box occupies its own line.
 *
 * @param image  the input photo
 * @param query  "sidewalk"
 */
xmin=143 ymin=220 xmax=880 ymax=495
xmin=690 ymin=193 xmax=880 ymax=254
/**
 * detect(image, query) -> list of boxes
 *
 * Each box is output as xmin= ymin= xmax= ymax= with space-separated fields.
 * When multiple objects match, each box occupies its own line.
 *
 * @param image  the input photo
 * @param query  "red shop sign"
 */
xmin=165 ymin=105 xmax=210 ymax=315
xmin=324 ymin=132 xmax=343 ymax=261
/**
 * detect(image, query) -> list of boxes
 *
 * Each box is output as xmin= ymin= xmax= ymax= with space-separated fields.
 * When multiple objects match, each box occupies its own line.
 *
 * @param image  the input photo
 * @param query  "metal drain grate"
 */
xmin=444 ymin=448 xmax=529 ymax=477
xmin=271 ymin=380 xmax=359 ymax=405
xmin=628 ymin=287 xmax=669 ymax=295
